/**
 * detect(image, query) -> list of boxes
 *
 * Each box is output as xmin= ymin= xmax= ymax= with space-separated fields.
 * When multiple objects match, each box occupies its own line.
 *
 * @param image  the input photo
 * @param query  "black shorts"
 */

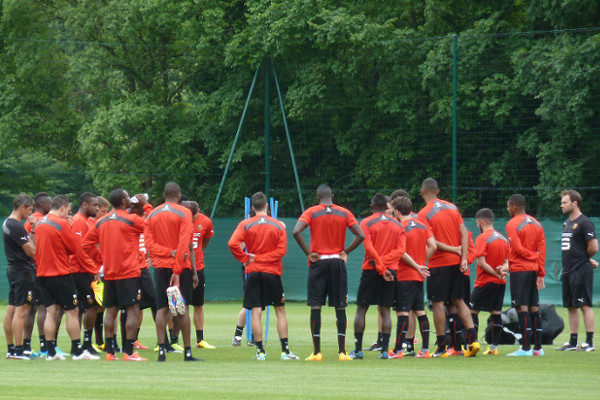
xmin=241 ymin=265 xmax=248 ymax=294
xmin=307 ymin=258 xmax=348 ymax=308
xmin=356 ymin=269 xmax=396 ymax=307
xmin=427 ymin=265 xmax=465 ymax=302
xmin=7 ymin=267 xmax=37 ymax=306
xmin=154 ymin=268 xmax=192 ymax=310
xmin=192 ymin=269 xmax=206 ymax=306
xmin=469 ymin=283 xmax=505 ymax=312
xmin=72 ymin=272 xmax=97 ymax=310
xmin=139 ymin=268 xmax=156 ymax=310
xmin=509 ymin=270 xmax=539 ymax=308
xmin=394 ymin=280 xmax=425 ymax=312
xmin=38 ymin=275 xmax=78 ymax=310
xmin=103 ymin=277 xmax=141 ymax=308
xmin=562 ymin=266 xmax=593 ymax=308
xmin=243 ymin=271 xmax=285 ymax=309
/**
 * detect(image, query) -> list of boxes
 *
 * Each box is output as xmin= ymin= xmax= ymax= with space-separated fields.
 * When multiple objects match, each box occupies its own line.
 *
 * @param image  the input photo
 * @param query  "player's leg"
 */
xmin=43 ymin=304 xmax=59 ymax=357
xmin=306 ymin=261 xmax=327 ymax=359
xmin=581 ymin=305 xmax=595 ymax=350
xmin=352 ymin=304 xmax=368 ymax=357
xmin=233 ymin=308 xmax=246 ymax=346
xmin=11 ymin=304 xmax=30 ymax=357
xmin=37 ymin=304 xmax=48 ymax=353
xmin=103 ymin=306 xmax=118 ymax=357
xmin=379 ymin=305 xmax=392 ymax=357
xmin=23 ymin=304 xmax=36 ymax=355
xmin=82 ymin=304 xmax=100 ymax=354
xmin=415 ymin=310 xmax=431 ymax=357
xmin=4 ymin=305 xmax=15 ymax=358
xmin=250 ymin=307 xmax=264 ymax=355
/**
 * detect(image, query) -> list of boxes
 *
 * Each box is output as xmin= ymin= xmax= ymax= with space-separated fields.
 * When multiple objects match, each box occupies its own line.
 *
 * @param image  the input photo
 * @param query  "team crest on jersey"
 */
xmin=572 ymin=223 xmax=578 ymax=230
xmin=197 ymin=224 xmax=202 ymax=230
xmin=109 ymin=213 xmax=117 ymax=220
xmin=326 ymin=206 xmax=332 ymax=213
xmin=73 ymin=294 xmax=78 ymax=305
xmin=27 ymin=291 xmax=33 ymax=302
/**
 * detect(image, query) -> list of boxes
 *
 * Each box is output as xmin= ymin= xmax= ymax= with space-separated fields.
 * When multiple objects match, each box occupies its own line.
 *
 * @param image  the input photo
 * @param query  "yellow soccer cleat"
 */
xmin=338 ymin=352 xmax=353 ymax=361
xmin=463 ymin=341 xmax=481 ymax=357
xmin=483 ymin=346 xmax=499 ymax=355
xmin=196 ymin=340 xmax=216 ymax=349
xmin=305 ymin=352 xmax=323 ymax=361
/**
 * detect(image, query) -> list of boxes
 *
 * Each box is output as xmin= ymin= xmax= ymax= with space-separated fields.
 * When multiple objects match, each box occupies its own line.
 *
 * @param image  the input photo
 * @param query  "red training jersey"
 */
xmin=191 ymin=213 xmax=214 ymax=271
xmin=144 ymin=202 xmax=192 ymax=275
xmin=35 ymin=214 xmax=79 ymax=277
xmin=228 ymin=215 xmax=287 ymax=276
xmin=82 ymin=210 xmax=145 ymax=280
xmin=297 ymin=203 xmax=358 ymax=256
xmin=418 ymin=198 xmax=464 ymax=268
xmin=24 ymin=211 xmax=44 ymax=234
xmin=360 ymin=212 xmax=406 ymax=274
xmin=505 ymin=213 xmax=546 ymax=277
xmin=397 ymin=217 xmax=433 ymax=282
xmin=68 ymin=212 xmax=100 ymax=275
xmin=474 ymin=229 xmax=509 ymax=287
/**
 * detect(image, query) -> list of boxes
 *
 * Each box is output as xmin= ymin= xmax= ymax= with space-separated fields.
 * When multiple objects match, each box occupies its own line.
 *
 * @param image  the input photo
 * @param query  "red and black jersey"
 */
xmin=397 ymin=217 xmax=432 ymax=282
xmin=297 ymin=203 xmax=358 ymax=255
xmin=505 ymin=213 xmax=546 ymax=277
xmin=228 ymin=215 xmax=287 ymax=276
xmin=418 ymin=198 xmax=464 ymax=268
xmin=35 ymin=214 xmax=79 ymax=277
xmin=474 ymin=229 xmax=509 ymax=287
xmin=360 ymin=212 xmax=406 ymax=274
xmin=68 ymin=212 xmax=99 ymax=274
xmin=191 ymin=213 xmax=214 ymax=271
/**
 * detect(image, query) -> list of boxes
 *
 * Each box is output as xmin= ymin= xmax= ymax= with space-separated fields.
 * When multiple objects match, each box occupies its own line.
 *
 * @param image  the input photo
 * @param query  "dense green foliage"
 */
xmin=0 ymin=1 xmax=599 ymax=217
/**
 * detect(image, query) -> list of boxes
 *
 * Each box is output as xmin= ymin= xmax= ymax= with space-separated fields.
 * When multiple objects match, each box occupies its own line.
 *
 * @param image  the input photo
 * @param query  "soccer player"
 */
xmin=3 ymin=194 xmax=37 ymax=359
xmin=351 ymin=193 xmax=405 ymax=360
xmin=505 ymin=194 xmax=546 ymax=356
xmin=556 ymin=190 xmax=598 ymax=352
xmin=418 ymin=178 xmax=479 ymax=357
xmin=35 ymin=195 xmax=99 ymax=360
xmin=91 ymin=195 xmax=110 ymax=350
xmin=470 ymin=208 xmax=509 ymax=355
xmin=228 ymin=192 xmax=300 ymax=360
xmin=69 ymin=192 xmax=101 ymax=355
xmin=185 ymin=201 xmax=216 ymax=349
xmin=293 ymin=185 xmax=364 ymax=361
xmin=145 ymin=182 xmax=200 ymax=361
xmin=390 ymin=196 xmax=434 ymax=358
xmin=82 ymin=189 xmax=147 ymax=361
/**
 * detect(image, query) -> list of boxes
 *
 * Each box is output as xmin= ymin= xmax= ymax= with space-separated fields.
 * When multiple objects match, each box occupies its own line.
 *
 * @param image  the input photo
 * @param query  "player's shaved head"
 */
xmin=370 ymin=193 xmax=388 ymax=212
xmin=316 ymin=185 xmax=332 ymax=202
xmin=390 ymin=189 xmax=409 ymax=200
xmin=109 ymin=189 xmax=128 ymax=209
xmin=164 ymin=182 xmax=181 ymax=198
xmin=508 ymin=194 xmax=526 ymax=209
xmin=421 ymin=178 xmax=438 ymax=194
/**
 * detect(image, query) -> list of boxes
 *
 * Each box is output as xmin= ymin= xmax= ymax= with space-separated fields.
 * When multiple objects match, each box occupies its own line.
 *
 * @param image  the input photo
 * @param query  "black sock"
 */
xmin=125 ymin=339 xmax=135 ymax=356
xmin=466 ymin=327 xmax=477 ymax=345
xmin=39 ymin=335 xmax=47 ymax=352
xmin=184 ymin=346 xmax=193 ymax=359
xmin=47 ymin=341 xmax=56 ymax=357
xmin=196 ymin=330 xmax=204 ymax=342
xmin=406 ymin=337 xmax=415 ymax=352
xmin=95 ymin=312 xmax=104 ymax=345
xmin=255 ymin=340 xmax=265 ymax=353
xmin=335 ymin=309 xmax=347 ymax=354
xmin=436 ymin=335 xmax=447 ymax=353
xmin=234 ymin=326 xmax=244 ymax=337
xmin=105 ymin=337 xmax=115 ymax=355
xmin=569 ymin=333 xmax=578 ymax=347
xmin=83 ymin=329 xmax=93 ymax=348
xmin=310 ymin=309 xmax=321 ymax=354
xmin=7 ymin=344 xmax=15 ymax=356
xmin=377 ymin=331 xmax=383 ymax=347
xmin=517 ymin=311 xmax=531 ymax=350
xmin=471 ymin=314 xmax=479 ymax=339
xmin=530 ymin=311 xmax=542 ymax=351
xmin=23 ymin=339 xmax=31 ymax=352
xmin=586 ymin=332 xmax=593 ymax=346
xmin=15 ymin=345 xmax=23 ymax=356
xmin=381 ymin=333 xmax=391 ymax=353
xmin=120 ymin=311 xmax=127 ymax=350
xmin=448 ymin=313 xmax=459 ymax=350
xmin=280 ymin=338 xmax=289 ymax=354
xmin=170 ymin=334 xmax=178 ymax=345
xmin=491 ymin=314 xmax=503 ymax=347
xmin=395 ymin=315 xmax=409 ymax=352
xmin=418 ymin=314 xmax=430 ymax=350
xmin=136 ymin=328 xmax=140 ymax=341
xmin=113 ymin=335 xmax=120 ymax=351
xmin=71 ymin=339 xmax=82 ymax=356
xmin=354 ymin=331 xmax=364 ymax=352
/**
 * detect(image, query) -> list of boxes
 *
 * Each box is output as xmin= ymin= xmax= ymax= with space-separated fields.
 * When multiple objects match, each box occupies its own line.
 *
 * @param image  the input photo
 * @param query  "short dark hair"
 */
xmin=251 ymin=192 xmax=267 ymax=211
xmin=475 ymin=208 xmax=494 ymax=223
xmin=79 ymin=192 xmax=96 ymax=207
xmin=421 ymin=178 xmax=438 ymax=193
xmin=109 ymin=189 xmax=127 ymax=208
xmin=390 ymin=189 xmax=409 ymax=200
xmin=164 ymin=182 xmax=181 ymax=199
xmin=33 ymin=192 xmax=51 ymax=208
xmin=392 ymin=197 xmax=412 ymax=216
xmin=51 ymin=195 xmax=71 ymax=210
xmin=561 ymin=190 xmax=582 ymax=208
xmin=508 ymin=194 xmax=526 ymax=208
xmin=371 ymin=193 xmax=388 ymax=212
xmin=13 ymin=194 xmax=34 ymax=210
xmin=316 ymin=185 xmax=332 ymax=201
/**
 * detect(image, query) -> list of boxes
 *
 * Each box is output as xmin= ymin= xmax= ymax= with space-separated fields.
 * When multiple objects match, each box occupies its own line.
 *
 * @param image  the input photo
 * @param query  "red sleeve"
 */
xmin=346 ymin=210 xmax=358 ymax=227
xmin=361 ymin=220 xmax=385 ymax=274
xmin=506 ymin=222 xmax=538 ymax=261
xmin=537 ymin=229 xmax=546 ymax=278
xmin=143 ymin=204 xmax=154 ymax=216
xmin=61 ymin=222 xmax=80 ymax=256
xmin=72 ymin=222 xmax=100 ymax=274
xmin=381 ymin=229 xmax=406 ymax=267
xmin=475 ymin=235 xmax=486 ymax=258
xmin=174 ymin=212 xmax=192 ymax=275
xmin=298 ymin=209 xmax=312 ymax=225
xmin=144 ymin=224 xmax=173 ymax=258
xmin=24 ymin=220 xmax=32 ymax=234
xmin=205 ymin=218 xmax=214 ymax=239
xmin=82 ymin=225 xmax=102 ymax=266
xmin=254 ymin=224 xmax=287 ymax=263
xmin=228 ymin=222 xmax=250 ymax=264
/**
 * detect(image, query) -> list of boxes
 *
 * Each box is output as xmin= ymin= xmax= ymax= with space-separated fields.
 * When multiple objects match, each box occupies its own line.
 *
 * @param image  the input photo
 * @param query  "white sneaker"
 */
xmin=166 ymin=286 xmax=186 ymax=316
xmin=73 ymin=350 xmax=100 ymax=360
xmin=46 ymin=353 xmax=66 ymax=361
xmin=281 ymin=352 xmax=300 ymax=360
xmin=580 ymin=343 xmax=595 ymax=352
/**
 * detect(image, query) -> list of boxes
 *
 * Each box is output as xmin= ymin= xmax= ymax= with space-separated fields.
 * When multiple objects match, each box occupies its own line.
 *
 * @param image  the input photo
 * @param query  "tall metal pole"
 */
xmin=272 ymin=61 xmax=305 ymax=212
xmin=264 ymin=56 xmax=271 ymax=197
xmin=210 ymin=66 xmax=260 ymax=218
xmin=452 ymin=34 xmax=458 ymax=205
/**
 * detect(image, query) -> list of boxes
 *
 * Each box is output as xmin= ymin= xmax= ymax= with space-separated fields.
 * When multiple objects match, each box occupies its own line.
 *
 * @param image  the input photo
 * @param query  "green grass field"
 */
xmin=1 ymin=302 xmax=599 ymax=399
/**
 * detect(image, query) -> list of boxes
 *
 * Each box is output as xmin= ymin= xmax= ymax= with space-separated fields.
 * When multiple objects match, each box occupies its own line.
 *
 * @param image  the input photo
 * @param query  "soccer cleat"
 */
xmin=23 ymin=350 xmax=39 ymax=358
xmin=91 ymin=280 xmax=104 ymax=307
xmin=123 ymin=352 xmax=147 ymax=361
xmin=363 ymin=343 xmax=382 ymax=352
xmin=196 ymin=340 xmax=216 ymax=349
xmin=105 ymin=353 xmax=118 ymax=361
xmin=507 ymin=348 xmax=533 ymax=356
xmin=6 ymin=352 xmax=15 ymax=360
xmin=171 ymin=343 xmax=185 ymax=352
xmin=432 ymin=349 xmax=448 ymax=358
xmin=533 ymin=349 xmax=544 ymax=356
xmin=73 ymin=350 xmax=100 ymax=360
xmin=232 ymin=336 xmax=242 ymax=347
xmin=254 ymin=352 xmax=266 ymax=361
xmin=378 ymin=352 xmax=389 ymax=359
xmin=55 ymin=347 xmax=69 ymax=357
xmin=580 ymin=343 xmax=595 ymax=352
xmin=305 ymin=352 xmax=323 ymax=361
xmin=403 ymin=350 xmax=416 ymax=357
xmin=157 ymin=348 xmax=166 ymax=362
xmin=184 ymin=355 xmax=204 ymax=361
xmin=388 ymin=350 xmax=404 ymax=359
xmin=349 ymin=350 xmax=363 ymax=359
xmin=133 ymin=340 xmax=149 ymax=350
xmin=555 ymin=342 xmax=578 ymax=351
xmin=92 ymin=344 xmax=103 ymax=353
xmin=463 ymin=342 xmax=480 ymax=357
xmin=247 ymin=340 xmax=255 ymax=347
xmin=281 ymin=352 xmax=300 ymax=360
xmin=39 ymin=350 xmax=48 ymax=358
xmin=166 ymin=286 xmax=186 ymax=316
xmin=483 ymin=346 xmax=499 ymax=355
xmin=416 ymin=350 xmax=431 ymax=359
xmin=83 ymin=345 xmax=100 ymax=356
xmin=13 ymin=353 xmax=32 ymax=360
xmin=338 ymin=352 xmax=353 ymax=361
xmin=46 ymin=353 xmax=66 ymax=361
xmin=446 ymin=347 xmax=463 ymax=356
